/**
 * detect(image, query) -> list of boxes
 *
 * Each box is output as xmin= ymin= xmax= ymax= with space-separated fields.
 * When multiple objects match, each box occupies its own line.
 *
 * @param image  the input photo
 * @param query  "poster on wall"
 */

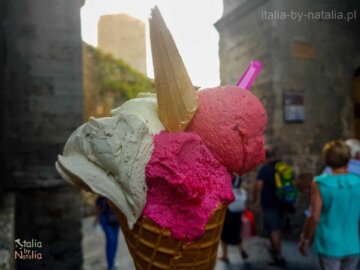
xmin=283 ymin=92 xmax=305 ymax=123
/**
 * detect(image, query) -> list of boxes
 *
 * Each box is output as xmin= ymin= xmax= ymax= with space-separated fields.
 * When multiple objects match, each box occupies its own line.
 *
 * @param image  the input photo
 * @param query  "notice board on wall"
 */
xmin=283 ymin=92 xmax=304 ymax=123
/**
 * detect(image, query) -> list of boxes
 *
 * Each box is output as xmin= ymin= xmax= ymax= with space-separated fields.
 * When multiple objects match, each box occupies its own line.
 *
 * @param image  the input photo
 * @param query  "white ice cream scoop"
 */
xmin=56 ymin=109 xmax=157 ymax=228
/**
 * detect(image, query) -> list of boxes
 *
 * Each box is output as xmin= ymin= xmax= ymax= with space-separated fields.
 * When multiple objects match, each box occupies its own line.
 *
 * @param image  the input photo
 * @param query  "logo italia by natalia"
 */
xmin=14 ymin=239 xmax=43 ymax=260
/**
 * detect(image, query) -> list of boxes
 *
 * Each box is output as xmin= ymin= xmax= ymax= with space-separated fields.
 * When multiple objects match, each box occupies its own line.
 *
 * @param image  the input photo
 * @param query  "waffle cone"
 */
xmin=113 ymin=204 xmax=226 ymax=270
xmin=149 ymin=6 xmax=199 ymax=132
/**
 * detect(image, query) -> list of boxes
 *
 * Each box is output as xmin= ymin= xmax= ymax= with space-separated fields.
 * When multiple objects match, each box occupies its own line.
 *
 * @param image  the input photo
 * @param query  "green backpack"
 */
xmin=274 ymin=162 xmax=298 ymax=208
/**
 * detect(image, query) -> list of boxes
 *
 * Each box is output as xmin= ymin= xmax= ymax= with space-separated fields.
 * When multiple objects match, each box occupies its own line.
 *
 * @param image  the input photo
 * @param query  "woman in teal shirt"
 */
xmin=299 ymin=140 xmax=360 ymax=270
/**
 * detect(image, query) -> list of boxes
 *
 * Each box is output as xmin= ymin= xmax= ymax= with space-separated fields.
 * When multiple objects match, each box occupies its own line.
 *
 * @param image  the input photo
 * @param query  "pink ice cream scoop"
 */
xmin=186 ymin=86 xmax=267 ymax=175
xmin=144 ymin=131 xmax=234 ymax=241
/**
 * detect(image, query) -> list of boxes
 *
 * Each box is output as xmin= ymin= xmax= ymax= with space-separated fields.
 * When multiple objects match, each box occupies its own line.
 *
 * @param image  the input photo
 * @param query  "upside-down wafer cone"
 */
xmin=113 ymin=203 xmax=226 ymax=270
xmin=149 ymin=6 xmax=199 ymax=132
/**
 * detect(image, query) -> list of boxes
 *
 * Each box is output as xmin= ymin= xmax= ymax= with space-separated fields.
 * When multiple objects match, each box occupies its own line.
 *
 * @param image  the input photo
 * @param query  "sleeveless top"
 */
xmin=312 ymin=173 xmax=360 ymax=257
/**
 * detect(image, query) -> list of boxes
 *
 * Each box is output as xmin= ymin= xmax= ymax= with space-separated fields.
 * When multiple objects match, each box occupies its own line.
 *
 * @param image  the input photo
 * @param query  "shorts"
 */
xmin=263 ymin=208 xmax=286 ymax=233
xmin=318 ymin=254 xmax=359 ymax=270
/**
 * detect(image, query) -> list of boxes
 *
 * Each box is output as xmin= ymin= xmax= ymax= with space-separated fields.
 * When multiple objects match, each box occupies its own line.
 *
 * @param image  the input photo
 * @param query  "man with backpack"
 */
xmin=254 ymin=145 xmax=297 ymax=267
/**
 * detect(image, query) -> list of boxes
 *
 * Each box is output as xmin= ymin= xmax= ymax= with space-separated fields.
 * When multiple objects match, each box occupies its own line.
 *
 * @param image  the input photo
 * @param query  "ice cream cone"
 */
xmin=149 ymin=6 xmax=199 ymax=132
xmin=112 ymin=203 xmax=226 ymax=270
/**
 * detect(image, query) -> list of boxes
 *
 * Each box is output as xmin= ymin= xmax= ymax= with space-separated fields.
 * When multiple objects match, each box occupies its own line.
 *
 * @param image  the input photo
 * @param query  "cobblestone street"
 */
xmin=82 ymin=217 xmax=319 ymax=270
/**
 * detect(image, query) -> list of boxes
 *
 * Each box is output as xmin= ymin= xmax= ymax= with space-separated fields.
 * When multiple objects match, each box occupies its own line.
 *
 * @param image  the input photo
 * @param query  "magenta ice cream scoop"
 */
xmin=144 ymin=131 xmax=234 ymax=241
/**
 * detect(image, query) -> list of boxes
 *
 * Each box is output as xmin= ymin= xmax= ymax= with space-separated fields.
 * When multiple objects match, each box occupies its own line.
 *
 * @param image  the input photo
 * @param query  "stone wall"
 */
xmin=0 ymin=0 xmax=5 ymax=178
xmin=3 ymin=1 xmax=84 ymax=183
xmin=216 ymin=0 xmax=360 ymax=174
xmin=1 ymin=1 xmax=14 ymax=269
xmin=0 ymin=194 xmax=15 ymax=270
xmin=15 ymin=186 xmax=83 ymax=270
xmin=216 ymin=0 xmax=360 ymax=237
xmin=1 ymin=0 xmax=84 ymax=269
xmin=98 ymin=14 xmax=147 ymax=75
xmin=270 ymin=0 xmax=360 ymax=173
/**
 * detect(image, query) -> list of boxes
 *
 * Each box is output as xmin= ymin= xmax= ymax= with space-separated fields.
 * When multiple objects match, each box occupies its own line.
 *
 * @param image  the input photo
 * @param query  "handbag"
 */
xmin=228 ymin=188 xmax=247 ymax=213
xmin=241 ymin=209 xmax=256 ymax=239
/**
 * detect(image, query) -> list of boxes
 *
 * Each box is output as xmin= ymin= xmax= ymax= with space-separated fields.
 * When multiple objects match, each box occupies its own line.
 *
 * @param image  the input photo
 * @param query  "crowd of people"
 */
xmin=219 ymin=138 xmax=360 ymax=270
xmin=93 ymin=138 xmax=360 ymax=270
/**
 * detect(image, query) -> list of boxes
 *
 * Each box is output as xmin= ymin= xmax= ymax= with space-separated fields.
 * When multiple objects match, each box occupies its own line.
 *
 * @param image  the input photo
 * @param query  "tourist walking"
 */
xmin=94 ymin=196 xmax=120 ymax=270
xmin=299 ymin=140 xmax=360 ymax=270
xmin=254 ymin=146 xmax=289 ymax=267
xmin=219 ymin=174 xmax=249 ymax=263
